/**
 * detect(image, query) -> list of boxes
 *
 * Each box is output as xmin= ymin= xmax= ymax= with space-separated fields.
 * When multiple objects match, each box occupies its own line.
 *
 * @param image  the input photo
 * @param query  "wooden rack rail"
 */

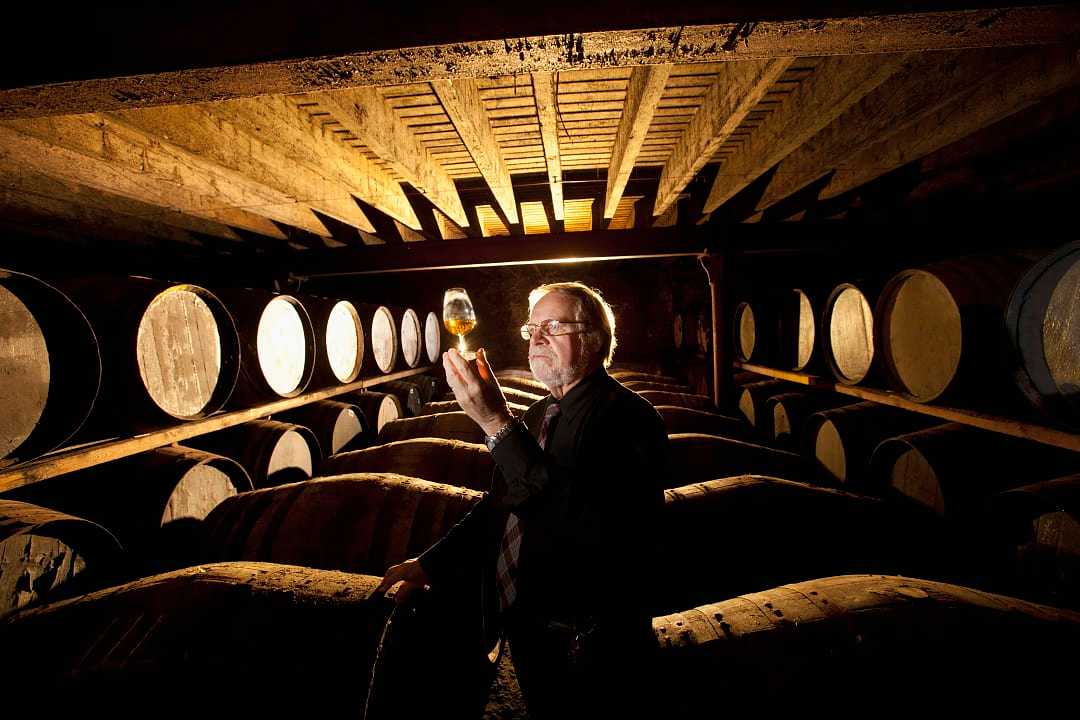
xmin=734 ymin=361 xmax=1080 ymax=453
xmin=0 ymin=366 xmax=434 ymax=492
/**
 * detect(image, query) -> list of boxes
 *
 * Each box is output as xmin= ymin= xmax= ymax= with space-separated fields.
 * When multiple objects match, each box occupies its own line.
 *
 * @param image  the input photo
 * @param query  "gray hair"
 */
xmin=527 ymin=282 xmax=617 ymax=368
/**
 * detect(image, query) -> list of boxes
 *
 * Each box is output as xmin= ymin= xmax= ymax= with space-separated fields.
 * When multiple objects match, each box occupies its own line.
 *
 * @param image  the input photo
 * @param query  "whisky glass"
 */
xmin=443 ymin=287 xmax=477 ymax=360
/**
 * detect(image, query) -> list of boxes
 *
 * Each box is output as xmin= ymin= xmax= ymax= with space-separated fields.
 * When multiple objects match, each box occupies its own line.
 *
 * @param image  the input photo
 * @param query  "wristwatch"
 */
xmin=484 ymin=419 xmax=518 ymax=451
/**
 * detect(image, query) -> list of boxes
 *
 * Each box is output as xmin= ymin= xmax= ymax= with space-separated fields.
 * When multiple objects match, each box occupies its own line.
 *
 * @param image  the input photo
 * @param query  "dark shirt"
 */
xmin=418 ymin=367 xmax=668 ymax=624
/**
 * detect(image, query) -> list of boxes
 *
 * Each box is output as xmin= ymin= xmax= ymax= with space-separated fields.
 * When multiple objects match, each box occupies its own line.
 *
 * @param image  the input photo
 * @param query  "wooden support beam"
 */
xmin=317 ymin=87 xmax=468 ymax=228
xmin=699 ymin=253 xmax=731 ymax=409
xmin=431 ymin=78 xmax=519 ymax=225
xmin=604 ymin=65 xmax=670 ymax=219
xmin=653 ymin=59 xmax=792 ymax=217
xmin=0 ymin=120 xmax=290 ymax=240
xmin=532 ymin=72 xmax=564 ymax=221
xmin=0 ymin=163 xmax=243 ymax=242
xmin=755 ymin=48 xmax=1031 ymax=212
xmin=3 ymin=6 xmax=1078 ymax=119
xmin=819 ymin=45 xmax=1080 ymax=200
xmin=115 ymin=104 xmax=376 ymax=233
xmin=209 ymin=95 xmax=420 ymax=231
xmin=703 ymin=54 xmax=910 ymax=214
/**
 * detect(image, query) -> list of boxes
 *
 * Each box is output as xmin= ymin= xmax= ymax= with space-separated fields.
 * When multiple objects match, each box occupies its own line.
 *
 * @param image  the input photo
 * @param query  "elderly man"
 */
xmin=376 ymin=281 xmax=667 ymax=717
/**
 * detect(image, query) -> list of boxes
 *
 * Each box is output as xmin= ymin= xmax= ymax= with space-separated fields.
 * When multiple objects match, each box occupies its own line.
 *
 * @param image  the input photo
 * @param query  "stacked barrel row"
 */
xmin=0 ymin=266 xmax=445 ymax=464
xmin=496 ymin=366 xmax=1080 ymax=709
xmin=0 ymin=365 xmax=501 ymax=716
xmin=733 ymin=241 xmax=1080 ymax=428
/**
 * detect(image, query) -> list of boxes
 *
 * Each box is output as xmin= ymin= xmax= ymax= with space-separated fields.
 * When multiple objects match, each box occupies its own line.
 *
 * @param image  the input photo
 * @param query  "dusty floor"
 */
xmin=482 ymin=644 xmax=528 ymax=720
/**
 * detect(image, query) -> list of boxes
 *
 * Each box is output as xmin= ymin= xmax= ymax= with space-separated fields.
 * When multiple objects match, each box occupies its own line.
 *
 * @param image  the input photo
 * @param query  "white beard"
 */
xmin=529 ymin=351 xmax=588 ymax=390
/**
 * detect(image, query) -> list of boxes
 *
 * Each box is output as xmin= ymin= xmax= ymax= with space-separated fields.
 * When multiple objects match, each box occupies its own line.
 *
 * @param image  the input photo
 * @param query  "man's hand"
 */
xmin=372 ymin=557 xmax=431 ymax=604
xmin=443 ymin=347 xmax=513 ymax=436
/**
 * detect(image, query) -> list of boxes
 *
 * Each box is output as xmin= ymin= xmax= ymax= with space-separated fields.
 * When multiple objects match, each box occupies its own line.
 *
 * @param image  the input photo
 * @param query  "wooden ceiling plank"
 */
xmin=534 ymin=71 xmax=565 ymax=221
xmin=702 ymin=53 xmax=911 ymax=214
xmin=316 ymin=87 xmax=468 ymax=228
xmin=604 ymin=64 xmax=672 ymax=219
xmin=116 ymin=103 xmax=376 ymax=233
xmin=653 ymin=58 xmax=792 ymax=217
xmin=431 ymin=77 xmax=520 ymax=225
xmin=0 ymin=119 xmax=290 ymax=240
xmin=821 ymin=44 xmax=1080 ymax=200
xmin=4 ymin=7 xmax=1079 ymax=119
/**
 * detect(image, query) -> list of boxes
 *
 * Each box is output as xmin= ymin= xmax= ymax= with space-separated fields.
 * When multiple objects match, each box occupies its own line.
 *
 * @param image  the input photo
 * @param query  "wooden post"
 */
xmin=699 ymin=252 xmax=730 ymax=409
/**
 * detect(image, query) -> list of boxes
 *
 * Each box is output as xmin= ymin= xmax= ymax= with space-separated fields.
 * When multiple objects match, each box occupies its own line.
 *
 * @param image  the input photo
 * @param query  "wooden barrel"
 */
xmin=1005 ymin=240 xmax=1080 ymax=427
xmin=395 ymin=306 xmax=424 ymax=369
xmin=183 ymin=419 xmax=321 ymax=488
xmin=661 ymin=476 xmax=909 ymax=611
xmin=214 ymin=287 xmax=315 ymax=406
xmin=654 ymin=406 xmax=751 ymax=441
xmin=496 ymin=375 xmax=549 ymax=395
xmin=868 ymin=423 xmax=1080 ymax=517
xmin=609 ymin=370 xmax=682 ymax=385
xmin=801 ymin=402 xmax=940 ymax=488
xmin=732 ymin=370 xmax=766 ymax=386
xmin=276 ymin=399 xmax=371 ymax=455
xmin=733 ymin=290 xmax=810 ymax=369
xmin=666 ymin=433 xmax=811 ymax=487
xmin=876 ymin=254 xmax=1033 ymax=403
xmin=322 ymin=438 xmax=493 ymax=491
xmin=736 ymin=379 xmax=790 ymax=431
xmin=652 ymin=574 xmax=1080 ymax=712
xmin=380 ymin=380 xmax=424 ymax=416
xmin=5 ymin=446 xmax=251 ymax=573
xmin=496 ymin=367 xmax=537 ymax=381
xmin=355 ymin=302 xmax=398 ymax=374
xmin=203 ymin=475 xmax=482 ymax=574
xmin=0 ymin=268 xmax=100 ymax=461
xmin=52 ymin=276 xmax=241 ymax=434
xmin=445 ymin=384 xmax=541 ymax=407
xmin=396 ymin=374 xmax=440 ymax=404
xmin=821 ymin=282 xmax=879 ymax=385
xmin=298 ymin=294 xmax=365 ymax=386
xmin=0 ymin=562 xmax=389 ymax=712
xmin=622 ymin=380 xmax=692 ymax=393
xmin=348 ymin=391 xmax=403 ymax=433
xmin=378 ymin=412 xmax=485 ymax=445
xmin=420 ymin=399 xmax=529 ymax=418
xmin=987 ymin=473 xmax=1080 ymax=606
xmin=638 ymin=390 xmax=714 ymax=412
xmin=765 ymin=391 xmax=853 ymax=450
xmin=0 ymin=499 xmax=122 ymax=619
xmin=422 ymin=310 xmax=442 ymax=364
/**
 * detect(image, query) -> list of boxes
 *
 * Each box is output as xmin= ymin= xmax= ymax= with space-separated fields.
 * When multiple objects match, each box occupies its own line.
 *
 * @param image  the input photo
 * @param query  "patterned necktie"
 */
xmin=496 ymin=401 xmax=560 ymax=611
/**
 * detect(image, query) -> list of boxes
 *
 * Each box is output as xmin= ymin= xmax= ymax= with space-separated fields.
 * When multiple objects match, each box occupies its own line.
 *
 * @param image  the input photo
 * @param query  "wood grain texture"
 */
xmin=316 ymin=87 xmax=465 ymax=227
xmin=605 ymin=65 xmax=670 ymax=219
xmin=703 ymin=53 xmax=909 ymax=214
xmin=321 ymin=438 xmax=493 ymax=492
xmin=0 ymin=285 xmax=49 ymax=456
xmin=654 ymin=58 xmax=791 ymax=216
xmin=531 ymin=73 xmax=564 ymax=221
xmin=432 ymin=77 xmax=519 ymax=225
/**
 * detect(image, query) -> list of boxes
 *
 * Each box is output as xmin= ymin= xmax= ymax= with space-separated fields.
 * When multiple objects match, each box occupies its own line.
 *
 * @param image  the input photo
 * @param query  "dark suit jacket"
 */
xmin=419 ymin=368 xmax=668 ymax=642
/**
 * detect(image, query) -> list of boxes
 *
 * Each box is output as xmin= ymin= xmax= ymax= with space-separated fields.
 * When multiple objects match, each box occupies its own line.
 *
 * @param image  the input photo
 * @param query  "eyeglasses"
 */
xmin=519 ymin=320 xmax=588 ymax=340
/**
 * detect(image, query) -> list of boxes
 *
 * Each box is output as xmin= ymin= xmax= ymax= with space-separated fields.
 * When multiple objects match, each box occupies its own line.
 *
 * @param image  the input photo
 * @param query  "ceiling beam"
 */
xmin=604 ymin=65 xmax=670 ymax=219
xmin=4 ymin=6 xmax=1077 ymax=118
xmin=0 ymin=163 xmax=244 ymax=242
xmin=0 ymin=119 xmax=291 ymax=240
xmin=317 ymin=87 xmax=468 ymax=228
xmin=431 ymin=78 xmax=519 ymax=226
xmin=819 ymin=44 xmax=1080 ymax=200
xmin=532 ymin=72 xmax=564 ymax=223
xmin=653 ymin=58 xmax=792 ymax=217
xmin=209 ymin=94 xmax=419 ymax=232
xmin=702 ymin=53 xmax=911 ymax=214
xmin=114 ymin=104 xmax=376 ymax=233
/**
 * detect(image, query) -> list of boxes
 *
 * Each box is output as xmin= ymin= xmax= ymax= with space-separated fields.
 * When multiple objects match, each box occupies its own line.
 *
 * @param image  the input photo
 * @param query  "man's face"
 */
xmin=527 ymin=292 xmax=591 ymax=389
